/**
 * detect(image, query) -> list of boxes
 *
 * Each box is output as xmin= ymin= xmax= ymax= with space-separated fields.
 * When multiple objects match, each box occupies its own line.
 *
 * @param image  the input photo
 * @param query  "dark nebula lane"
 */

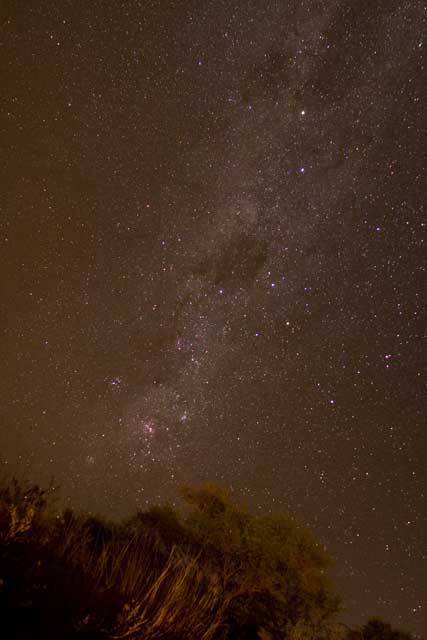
xmin=1 ymin=1 xmax=425 ymax=635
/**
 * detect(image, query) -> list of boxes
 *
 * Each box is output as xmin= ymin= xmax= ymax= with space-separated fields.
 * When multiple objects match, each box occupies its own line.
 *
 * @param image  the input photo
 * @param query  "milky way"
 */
xmin=1 ymin=1 xmax=425 ymax=634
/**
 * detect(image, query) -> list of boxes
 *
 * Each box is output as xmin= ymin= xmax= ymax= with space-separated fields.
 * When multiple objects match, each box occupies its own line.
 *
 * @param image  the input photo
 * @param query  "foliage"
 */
xmin=179 ymin=483 xmax=340 ymax=638
xmin=359 ymin=617 xmax=418 ymax=640
xmin=0 ymin=478 xmax=224 ymax=639
xmin=0 ymin=477 xmax=422 ymax=640
xmin=0 ymin=476 xmax=50 ymax=542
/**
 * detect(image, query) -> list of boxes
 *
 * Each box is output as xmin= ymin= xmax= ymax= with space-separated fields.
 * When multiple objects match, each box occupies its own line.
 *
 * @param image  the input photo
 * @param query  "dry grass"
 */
xmin=0 ymin=477 xmax=350 ymax=639
xmin=50 ymin=519 xmax=227 ymax=639
xmin=0 ymin=479 xmax=230 ymax=639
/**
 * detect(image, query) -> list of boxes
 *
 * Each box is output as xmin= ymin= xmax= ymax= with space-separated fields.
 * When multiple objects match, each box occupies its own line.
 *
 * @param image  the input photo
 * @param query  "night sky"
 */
xmin=1 ymin=1 xmax=426 ymax=635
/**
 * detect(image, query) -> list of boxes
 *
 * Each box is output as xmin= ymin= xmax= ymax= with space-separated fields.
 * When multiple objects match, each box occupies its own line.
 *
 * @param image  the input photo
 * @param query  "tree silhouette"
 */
xmin=179 ymin=483 xmax=340 ymax=639
xmin=360 ymin=617 xmax=416 ymax=640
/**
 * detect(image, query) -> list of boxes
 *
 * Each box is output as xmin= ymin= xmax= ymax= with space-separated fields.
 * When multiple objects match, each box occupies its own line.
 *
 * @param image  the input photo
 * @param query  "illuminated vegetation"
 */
xmin=0 ymin=478 xmax=421 ymax=639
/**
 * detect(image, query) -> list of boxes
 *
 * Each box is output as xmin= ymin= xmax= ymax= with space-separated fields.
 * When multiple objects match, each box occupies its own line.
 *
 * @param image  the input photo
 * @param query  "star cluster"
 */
xmin=1 ymin=1 xmax=425 ymax=635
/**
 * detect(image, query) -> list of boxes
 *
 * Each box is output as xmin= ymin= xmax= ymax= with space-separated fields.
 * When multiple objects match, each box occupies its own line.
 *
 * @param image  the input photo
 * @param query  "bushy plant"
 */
xmin=0 ymin=478 xmax=422 ymax=640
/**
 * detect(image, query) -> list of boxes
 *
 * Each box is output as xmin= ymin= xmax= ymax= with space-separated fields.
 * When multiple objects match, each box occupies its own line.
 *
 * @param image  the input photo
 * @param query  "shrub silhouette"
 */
xmin=0 ymin=477 xmax=422 ymax=640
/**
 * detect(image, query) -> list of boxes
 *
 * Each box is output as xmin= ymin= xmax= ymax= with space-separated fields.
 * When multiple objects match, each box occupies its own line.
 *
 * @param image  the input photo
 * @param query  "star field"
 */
xmin=1 ymin=1 xmax=426 ymax=635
